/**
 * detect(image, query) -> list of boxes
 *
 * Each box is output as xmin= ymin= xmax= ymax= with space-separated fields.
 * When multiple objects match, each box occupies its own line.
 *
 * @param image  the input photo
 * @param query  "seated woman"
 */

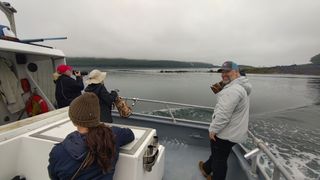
xmin=48 ymin=92 xmax=134 ymax=180
xmin=85 ymin=69 xmax=118 ymax=123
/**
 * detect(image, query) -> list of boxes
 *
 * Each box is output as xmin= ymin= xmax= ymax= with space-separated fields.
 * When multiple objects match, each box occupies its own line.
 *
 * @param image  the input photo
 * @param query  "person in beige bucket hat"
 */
xmin=85 ymin=69 xmax=118 ymax=123
xmin=85 ymin=69 xmax=107 ymax=84
xmin=48 ymin=92 xmax=134 ymax=179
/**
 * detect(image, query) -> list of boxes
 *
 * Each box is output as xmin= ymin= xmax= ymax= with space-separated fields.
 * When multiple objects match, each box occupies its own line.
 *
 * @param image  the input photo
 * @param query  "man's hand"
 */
xmin=209 ymin=131 xmax=216 ymax=141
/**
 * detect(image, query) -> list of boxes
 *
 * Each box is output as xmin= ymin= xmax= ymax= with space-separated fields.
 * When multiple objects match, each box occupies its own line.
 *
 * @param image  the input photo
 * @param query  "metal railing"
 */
xmin=245 ymin=131 xmax=294 ymax=180
xmin=122 ymin=97 xmax=294 ymax=180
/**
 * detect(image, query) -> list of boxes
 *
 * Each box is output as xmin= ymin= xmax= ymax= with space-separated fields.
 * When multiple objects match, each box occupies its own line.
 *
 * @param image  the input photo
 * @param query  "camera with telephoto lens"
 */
xmin=72 ymin=70 xmax=88 ymax=76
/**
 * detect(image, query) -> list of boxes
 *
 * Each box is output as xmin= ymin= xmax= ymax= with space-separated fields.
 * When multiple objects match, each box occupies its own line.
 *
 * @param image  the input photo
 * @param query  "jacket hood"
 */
xmin=225 ymin=76 xmax=252 ymax=95
xmin=62 ymin=131 xmax=87 ymax=160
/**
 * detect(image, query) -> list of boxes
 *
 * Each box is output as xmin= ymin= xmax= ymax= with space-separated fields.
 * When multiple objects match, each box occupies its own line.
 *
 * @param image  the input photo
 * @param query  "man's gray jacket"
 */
xmin=209 ymin=76 xmax=252 ymax=143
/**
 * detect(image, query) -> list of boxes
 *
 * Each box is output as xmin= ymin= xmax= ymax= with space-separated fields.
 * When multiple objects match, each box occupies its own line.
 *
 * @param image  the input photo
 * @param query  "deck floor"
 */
xmin=113 ymin=116 xmax=249 ymax=180
xmin=161 ymin=140 xmax=248 ymax=180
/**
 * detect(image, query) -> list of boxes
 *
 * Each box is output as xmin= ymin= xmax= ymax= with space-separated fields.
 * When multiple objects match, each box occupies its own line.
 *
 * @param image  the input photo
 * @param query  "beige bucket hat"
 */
xmin=85 ymin=69 xmax=107 ymax=84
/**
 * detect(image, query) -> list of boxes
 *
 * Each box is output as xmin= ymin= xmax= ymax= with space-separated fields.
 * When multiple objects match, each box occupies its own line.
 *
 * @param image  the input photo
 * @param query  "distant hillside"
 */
xmin=240 ymin=53 xmax=320 ymax=75
xmin=241 ymin=64 xmax=320 ymax=75
xmin=66 ymin=57 xmax=320 ymax=75
xmin=67 ymin=57 xmax=216 ymax=69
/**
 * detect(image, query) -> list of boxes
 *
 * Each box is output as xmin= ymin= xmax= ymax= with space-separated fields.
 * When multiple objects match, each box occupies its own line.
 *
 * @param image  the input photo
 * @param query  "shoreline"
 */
xmin=73 ymin=66 xmax=320 ymax=76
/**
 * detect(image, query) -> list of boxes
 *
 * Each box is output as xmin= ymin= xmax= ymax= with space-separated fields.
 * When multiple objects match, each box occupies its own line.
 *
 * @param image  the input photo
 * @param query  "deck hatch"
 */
xmin=30 ymin=120 xmax=153 ymax=155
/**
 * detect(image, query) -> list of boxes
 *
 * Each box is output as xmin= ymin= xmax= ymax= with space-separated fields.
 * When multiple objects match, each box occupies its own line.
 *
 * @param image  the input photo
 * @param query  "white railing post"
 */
xmin=166 ymin=105 xmax=176 ymax=123
xmin=131 ymin=98 xmax=139 ymax=107
xmin=244 ymin=147 xmax=260 ymax=176
xmin=251 ymin=155 xmax=258 ymax=176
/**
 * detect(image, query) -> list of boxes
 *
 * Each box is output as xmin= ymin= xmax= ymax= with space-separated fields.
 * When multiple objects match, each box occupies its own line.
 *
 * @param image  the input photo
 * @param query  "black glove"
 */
xmin=111 ymin=90 xmax=118 ymax=97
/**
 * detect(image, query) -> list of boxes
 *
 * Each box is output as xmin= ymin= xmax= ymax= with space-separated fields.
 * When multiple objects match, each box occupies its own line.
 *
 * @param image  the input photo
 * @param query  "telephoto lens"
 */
xmin=73 ymin=70 xmax=88 ymax=76
xmin=80 ymin=71 xmax=88 ymax=76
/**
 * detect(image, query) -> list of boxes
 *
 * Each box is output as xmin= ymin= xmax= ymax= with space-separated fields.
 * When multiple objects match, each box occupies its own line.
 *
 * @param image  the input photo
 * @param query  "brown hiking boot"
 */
xmin=198 ymin=161 xmax=209 ymax=178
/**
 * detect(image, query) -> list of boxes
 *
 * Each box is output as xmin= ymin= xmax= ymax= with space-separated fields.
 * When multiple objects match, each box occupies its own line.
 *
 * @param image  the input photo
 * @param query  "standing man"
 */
xmin=199 ymin=61 xmax=252 ymax=180
xmin=55 ymin=65 xmax=84 ymax=108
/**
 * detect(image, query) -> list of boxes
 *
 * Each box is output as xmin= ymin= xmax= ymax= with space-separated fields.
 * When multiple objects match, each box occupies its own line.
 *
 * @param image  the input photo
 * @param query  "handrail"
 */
xmin=122 ymin=97 xmax=294 ymax=180
xmin=125 ymin=97 xmax=214 ymax=110
xmin=247 ymin=131 xmax=294 ymax=180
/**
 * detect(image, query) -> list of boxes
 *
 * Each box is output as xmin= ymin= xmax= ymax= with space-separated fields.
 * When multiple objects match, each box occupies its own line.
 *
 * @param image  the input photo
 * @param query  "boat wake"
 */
xmin=145 ymin=107 xmax=213 ymax=122
xmin=247 ymin=110 xmax=320 ymax=180
xmin=149 ymin=104 xmax=320 ymax=180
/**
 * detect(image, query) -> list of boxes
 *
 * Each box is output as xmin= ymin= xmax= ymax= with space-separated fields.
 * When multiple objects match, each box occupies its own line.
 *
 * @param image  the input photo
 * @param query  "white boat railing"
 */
xmin=123 ymin=97 xmax=294 ymax=180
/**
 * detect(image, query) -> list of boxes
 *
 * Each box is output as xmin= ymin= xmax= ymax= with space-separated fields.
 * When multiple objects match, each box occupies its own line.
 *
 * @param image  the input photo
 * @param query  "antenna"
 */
xmin=20 ymin=37 xmax=68 ymax=43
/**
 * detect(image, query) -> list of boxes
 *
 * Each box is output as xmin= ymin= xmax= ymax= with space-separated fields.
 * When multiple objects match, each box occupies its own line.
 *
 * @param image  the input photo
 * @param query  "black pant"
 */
xmin=203 ymin=137 xmax=236 ymax=180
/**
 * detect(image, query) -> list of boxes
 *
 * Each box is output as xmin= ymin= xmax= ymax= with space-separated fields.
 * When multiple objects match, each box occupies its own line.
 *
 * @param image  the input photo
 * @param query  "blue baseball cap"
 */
xmin=217 ymin=61 xmax=239 ymax=72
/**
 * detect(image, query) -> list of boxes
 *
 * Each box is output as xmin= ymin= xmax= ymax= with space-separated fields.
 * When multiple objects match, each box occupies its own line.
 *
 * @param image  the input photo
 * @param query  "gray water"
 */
xmin=83 ymin=68 xmax=320 ymax=179
xmin=103 ymin=70 xmax=320 ymax=114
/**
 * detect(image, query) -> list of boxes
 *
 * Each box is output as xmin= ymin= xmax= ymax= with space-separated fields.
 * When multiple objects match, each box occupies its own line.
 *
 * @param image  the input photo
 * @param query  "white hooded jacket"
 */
xmin=209 ymin=76 xmax=252 ymax=143
xmin=0 ymin=59 xmax=25 ymax=113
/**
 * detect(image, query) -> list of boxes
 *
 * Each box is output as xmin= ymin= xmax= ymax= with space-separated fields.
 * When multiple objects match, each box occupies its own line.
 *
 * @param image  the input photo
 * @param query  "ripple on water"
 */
xmin=150 ymin=105 xmax=320 ymax=179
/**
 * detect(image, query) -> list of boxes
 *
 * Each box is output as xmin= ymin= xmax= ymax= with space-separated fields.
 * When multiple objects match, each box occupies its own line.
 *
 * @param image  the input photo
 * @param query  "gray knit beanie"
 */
xmin=69 ymin=92 xmax=100 ymax=127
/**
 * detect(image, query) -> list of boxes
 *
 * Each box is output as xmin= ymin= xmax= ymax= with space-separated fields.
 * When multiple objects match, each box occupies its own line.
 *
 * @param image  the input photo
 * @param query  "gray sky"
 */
xmin=2 ymin=0 xmax=320 ymax=66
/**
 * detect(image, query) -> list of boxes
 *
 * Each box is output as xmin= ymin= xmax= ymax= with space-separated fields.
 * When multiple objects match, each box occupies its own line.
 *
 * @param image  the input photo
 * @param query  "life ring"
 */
xmin=26 ymin=94 xmax=49 ymax=117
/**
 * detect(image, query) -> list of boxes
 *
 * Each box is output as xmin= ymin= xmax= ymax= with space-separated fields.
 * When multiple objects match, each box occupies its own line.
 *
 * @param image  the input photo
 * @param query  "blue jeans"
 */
xmin=203 ymin=137 xmax=236 ymax=180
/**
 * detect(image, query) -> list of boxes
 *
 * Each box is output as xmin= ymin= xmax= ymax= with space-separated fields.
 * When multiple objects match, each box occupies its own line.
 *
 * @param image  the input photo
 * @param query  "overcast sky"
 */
xmin=2 ymin=0 xmax=320 ymax=66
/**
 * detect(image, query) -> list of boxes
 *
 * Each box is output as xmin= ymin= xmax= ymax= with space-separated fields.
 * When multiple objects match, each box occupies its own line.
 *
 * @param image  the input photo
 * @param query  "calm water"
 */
xmin=102 ymin=69 xmax=320 ymax=114
xmin=82 ymin=68 xmax=320 ymax=179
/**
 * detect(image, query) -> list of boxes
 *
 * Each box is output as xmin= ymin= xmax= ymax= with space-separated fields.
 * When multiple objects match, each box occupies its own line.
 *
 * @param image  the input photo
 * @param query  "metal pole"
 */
xmin=248 ymin=131 xmax=293 ymax=180
xmin=251 ymin=155 xmax=258 ymax=176
xmin=166 ymin=105 xmax=176 ymax=123
xmin=124 ymin=97 xmax=214 ymax=110
xmin=272 ymin=167 xmax=281 ymax=180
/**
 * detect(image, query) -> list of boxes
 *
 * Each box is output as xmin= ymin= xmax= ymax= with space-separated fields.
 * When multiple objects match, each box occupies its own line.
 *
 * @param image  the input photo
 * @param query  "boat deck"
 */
xmin=114 ymin=116 xmax=248 ymax=180
xmin=161 ymin=140 xmax=248 ymax=180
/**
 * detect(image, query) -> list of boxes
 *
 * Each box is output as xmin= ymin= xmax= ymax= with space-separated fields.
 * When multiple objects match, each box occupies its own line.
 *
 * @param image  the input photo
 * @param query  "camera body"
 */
xmin=72 ymin=70 xmax=88 ymax=76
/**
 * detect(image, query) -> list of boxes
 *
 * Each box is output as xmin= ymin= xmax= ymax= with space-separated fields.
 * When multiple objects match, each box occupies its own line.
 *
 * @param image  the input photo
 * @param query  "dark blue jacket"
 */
xmin=55 ymin=74 xmax=84 ymax=108
xmin=85 ymin=84 xmax=117 ymax=123
xmin=48 ymin=127 xmax=134 ymax=180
